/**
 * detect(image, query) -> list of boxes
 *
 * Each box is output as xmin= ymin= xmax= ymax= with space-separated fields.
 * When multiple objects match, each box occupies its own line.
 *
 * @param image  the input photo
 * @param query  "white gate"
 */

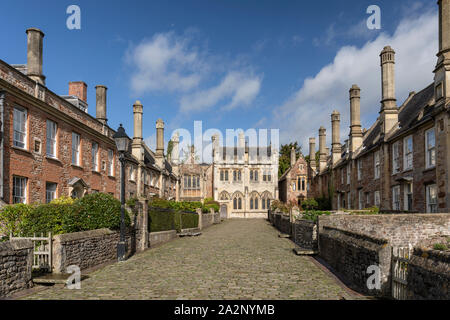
xmin=391 ymin=246 xmax=412 ymax=300
xmin=10 ymin=232 xmax=52 ymax=272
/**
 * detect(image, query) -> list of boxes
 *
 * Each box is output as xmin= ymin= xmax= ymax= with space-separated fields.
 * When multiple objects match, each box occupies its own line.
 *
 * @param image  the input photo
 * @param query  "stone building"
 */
xmin=278 ymin=147 xmax=310 ymax=205
xmin=0 ymin=28 xmax=119 ymax=205
xmin=123 ymin=101 xmax=178 ymax=201
xmin=211 ymin=133 xmax=279 ymax=218
xmin=309 ymin=0 xmax=450 ymax=213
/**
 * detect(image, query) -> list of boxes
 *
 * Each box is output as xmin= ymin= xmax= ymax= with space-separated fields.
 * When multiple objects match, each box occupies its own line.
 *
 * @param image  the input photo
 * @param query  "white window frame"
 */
xmin=13 ymin=106 xmax=27 ymax=149
xmin=374 ymin=191 xmax=380 ymax=207
xmin=46 ymin=120 xmax=57 ymax=158
xmin=108 ymin=149 xmax=114 ymax=176
xmin=403 ymin=135 xmax=413 ymax=171
xmin=425 ymin=128 xmax=436 ymax=169
xmin=46 ymin=182 xmax=57 ymax=204
xmin=357 ymin=159 xmax=362 ymax=181
xmin=374 ymin=151 xmax=380 ymax=180
xmin=426 ymin=184 xmax=438 ymax=213
xmin=91 ymin=141 xmax=99 ymax=172
xmin=13 ymin=176 xmax=27 ymax=204
xmin=392 ymin=142 xmax=400 ymax=174
xmin=392 ymin=186 xmax=401 ymax=211
xmin=72 ymin=132 xmax=81 ymax=166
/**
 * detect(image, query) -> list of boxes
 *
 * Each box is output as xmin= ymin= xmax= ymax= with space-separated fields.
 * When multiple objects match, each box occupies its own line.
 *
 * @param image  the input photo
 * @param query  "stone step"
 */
xmin=278 ymin=233 xmax=291 ymax=239
xmin=178 ymin=232 xmax=202 ymax=237
xmin=293 ymin=246 xmax=318 ymax=256
xmin=32 ymin=272 xmax=88 ymax=285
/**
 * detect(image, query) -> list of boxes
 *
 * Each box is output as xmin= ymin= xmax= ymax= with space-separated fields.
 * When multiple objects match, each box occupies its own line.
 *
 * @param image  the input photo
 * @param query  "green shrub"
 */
xmin=180 ymin=212 xmax=199 ymax=229
xmin=316 ymin=197 xmax=332 ymax=211
xmin=202 ymin=198 xmax=220 ymax=213
xmin=20 ymin=204 xmax=74 ymax=235
xmin=433 ymin=243 xmax=448 ymax=251
xmin=301 ymin=199 xmax=319 ymax=211
xmin=301 ymin=211 xmax=331 ymax=222
xmin=149 ymin=208 xmax=176 ymax=232
xmin=0 ymin=204 xmax=33 ymax=236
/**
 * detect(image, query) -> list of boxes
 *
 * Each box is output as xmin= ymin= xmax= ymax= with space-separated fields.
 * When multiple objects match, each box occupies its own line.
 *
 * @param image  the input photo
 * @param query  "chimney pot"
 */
xmin=95 ymin=85 xmax=108 ymax=124
xmin=26 ymin=28 xmax=45 ymax=85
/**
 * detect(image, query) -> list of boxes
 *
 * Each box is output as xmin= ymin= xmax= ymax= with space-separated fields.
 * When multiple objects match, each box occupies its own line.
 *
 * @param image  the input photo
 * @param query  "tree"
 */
xmin=278 ymin=142 xmax=302 ymax=178
xmin=166 ymin=140 xmax=174 ymax=160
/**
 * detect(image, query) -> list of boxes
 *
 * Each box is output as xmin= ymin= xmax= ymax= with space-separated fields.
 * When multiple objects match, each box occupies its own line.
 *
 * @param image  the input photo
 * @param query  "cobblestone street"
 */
xmin=24 ymin=220 xmax=361 ymax=300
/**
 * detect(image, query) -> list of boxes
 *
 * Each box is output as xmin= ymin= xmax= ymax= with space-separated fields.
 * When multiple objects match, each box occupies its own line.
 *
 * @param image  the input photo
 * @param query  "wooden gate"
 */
xmin=220 ymin=204 xmax=228 ymax=219
xmin=10 ymin=232 xmax=52 ymax=272
xmin=391 ymin=246 xmax=412 ymax=300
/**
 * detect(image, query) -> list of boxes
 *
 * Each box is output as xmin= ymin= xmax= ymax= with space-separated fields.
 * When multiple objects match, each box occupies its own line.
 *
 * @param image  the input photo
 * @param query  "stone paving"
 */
xmin=23 ymin=219 xmax=361 ymax=300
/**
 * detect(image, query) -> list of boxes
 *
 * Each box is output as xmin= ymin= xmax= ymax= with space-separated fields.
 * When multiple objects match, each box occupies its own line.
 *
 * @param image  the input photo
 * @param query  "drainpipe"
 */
xmin=0 ymin=91 xmax=4 ymax=200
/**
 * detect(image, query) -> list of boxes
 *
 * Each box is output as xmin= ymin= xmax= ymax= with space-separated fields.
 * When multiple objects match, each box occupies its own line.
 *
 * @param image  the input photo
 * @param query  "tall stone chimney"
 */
xmin=290 ymin=147 xmax=296 ymax=167
xmin=380 ymin=46 xmax=398 ymax=134
xmin=331 ymin=110 xmax=341 ymax=166
xmin=95 ymin=85 xmax=108 ymax=124
xmin=309 ymin=138 xmax=317 ymax=173
xmin=132 ymin=101 xmax=143 ymax=161
xmin=69 ymin=82 xmax=87 ymax=103
xmin=349 ymin=85 xmax=363 ymax=154
xmin=156 ymin=119 xmax=165 ymax=158
xmin=434 ymin=0 xmax=450 ymax=106
xmin=26 ymin=28 xmax=45 ymax=85
xmin=319 ymin=127 xmax=327 ymax=172
xmin=172 ymin=132 xmax=180 ymax=165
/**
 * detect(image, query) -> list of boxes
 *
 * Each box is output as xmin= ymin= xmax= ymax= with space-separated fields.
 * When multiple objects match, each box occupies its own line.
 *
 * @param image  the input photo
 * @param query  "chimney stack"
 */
xmin=349 ymin=85 xmax=363 ymax=154
xmin=319 ymin=127 xmax=327 ymax=172
xmin=331 ymin=110 xmax=341 ymax=166
xmin=435 ymin=0 xmax=450 ymax=106
xmin=238 ymin=132 xmax=245 ymax=148
xmin=132 ymin=101 xmax=143 ymax=161
xmin=156 ymin=119 xmax=165 ymax=158
xmin=309 ymin=138 xmax=316 ymax=173
xmin=380 ymin=46 xmax=398 ymax=134
xmin=290 ymin=147 xmax=296 ymax=167
xmin=95 ymin=85 xmax=108 ymax=124
xmin=69 ymin=82 xmax=87 ymax=103
xmin=26 ymin=28 xmax=45 ymax=85
xmin=172 ymin=132 xmax=180 ymax=165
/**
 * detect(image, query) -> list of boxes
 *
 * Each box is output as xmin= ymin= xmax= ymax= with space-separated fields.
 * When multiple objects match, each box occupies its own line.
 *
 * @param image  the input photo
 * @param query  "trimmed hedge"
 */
xmin=148 ymin=207 xmax=199 ymax=233
xmin=180 ymin=212 xmax=199 ymax=230
xmin=0 ymin=193 xmax=131 ymax=237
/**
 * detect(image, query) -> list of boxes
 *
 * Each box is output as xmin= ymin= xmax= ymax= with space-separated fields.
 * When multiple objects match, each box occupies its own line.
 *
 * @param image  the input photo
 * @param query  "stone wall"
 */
xmin=319 ymin=214 xmax=450 ymax=247
xmin=52 ymin=229 xmax=135 ymax=274
xmin=0 ymin=240 xmax=33 ymax=297
xmin=293 ymin=220 xmax=317 ymax=251
xmin=149 ymin=230 xmax=177 ymax=248
xmin=407 ymin=247 xmax=450 ymax=300
xmin=202 ymin=213 xmax=214 ymax=229
xmin=214 ymin=212 xmax=221 ymax=224
xmin=319 ymin=226 xmax=392 ymax=297
xmin=269 ymin=212 xmax=292 ymax=235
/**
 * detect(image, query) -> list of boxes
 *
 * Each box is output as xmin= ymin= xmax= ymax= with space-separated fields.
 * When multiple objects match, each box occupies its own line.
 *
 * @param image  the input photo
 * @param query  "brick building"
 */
xmin=278 ymin=147 xmax=310 ymax=205
xmin=0 ymin=28 xmax=120 ymax=205
xmin=309 ymin=0 xmax=450 ymax=214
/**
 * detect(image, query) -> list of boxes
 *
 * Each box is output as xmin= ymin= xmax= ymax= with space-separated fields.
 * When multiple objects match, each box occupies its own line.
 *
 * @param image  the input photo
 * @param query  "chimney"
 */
xmin=156 ymin=119 xmax=165 ymax=158
xmin=69 ymin=82 xmax=88 ymax=103
xmin=319 ymin=127 xmax=327 ymax=172
xmin=331 ymin=110 xmax=341 ymax=166
xmin=238 ymin=132 xmax=245 ymax=148
xmin=349 ymin=85 xmax=363 ymax=154
xmin=95 ymin=85 xmax=108 ymax=124
xmin=132 ymin=101 xmax=143 ymax=161
xmin=380 ymin=46 xmax=398 ymax=134
xmin=434 ymin=0 xmax=450 ymax=106
xmin=172 ymin=132 xmax=180 ymax=165
xmin=309 ymin=138 xmax=316 ymax=173
xmin=26 ymin=28 xmax=45 ymax=85
xmin=290 ymin=147 xmax=296 ymax=167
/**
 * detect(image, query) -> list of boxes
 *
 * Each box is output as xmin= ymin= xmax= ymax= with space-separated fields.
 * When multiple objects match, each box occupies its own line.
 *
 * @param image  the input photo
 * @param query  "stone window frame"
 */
xmin=357 ymin=159 xmax=362 ymax=181
xmin=45 ymin=182 xmax=57 ymax=204
xmin=374 ymin=151 xmax=380 ymax=180
xmin=91 ymin=141 xmax=99 ymax=172
xmin=374 ymin=191 xmax=380 ymax=207
xmin=107 ymin=149 xmax=114 ymax=177
xmin=262 ymin=169 xmax=272 ymax=182
xmin=183 ymin=175 xmax=200 ymax=190
xmin=425 ymin=127 xmax=436 ymax=169
xmin=392 ymin=185 xmax=401 ymax=211
xmin=13 ymin=106 xmax=28 ymax=149
xmin=13 ymin=176 xmax=27 ymax=204
xmin=347 ymin=192 xmax=351 ymax=210
xmin=403 ymin=135 xmax=413 ymax=171
xmin=250 ymin=169 xmax=259 ymax=182
xmin=392 ymin=142 xmax=401 ymax=175
xmin=346 ymin=164 xmax=351 ymax=185
xmin=358 ymin=189 xmax=364 ymax=210
xmin=426 ymin=184 xmax=438 ymax=213
xmin=46 ymin=119 xmax=58 ymax=158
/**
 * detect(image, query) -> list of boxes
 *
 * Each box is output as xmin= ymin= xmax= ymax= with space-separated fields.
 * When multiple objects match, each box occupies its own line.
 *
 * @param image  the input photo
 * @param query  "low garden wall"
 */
xmin=202 ymin=213 xmax=214 ymax=229
xmin=52 ymin=228 xmax=135 ymax=274
xmin=0 ymin=239 xmax=33 ymax=298
xmin=318 ymin=214 xmax=450 ymax=247
xmin=214 ymin=212 xmax=221 ymax=224
xmin=149 ymin=230 xmax=177 ymax=248
xmin=318 ymin=226 xmax=392 ymax=297
xmin=407 ymin=247 xmax=450 ymax=300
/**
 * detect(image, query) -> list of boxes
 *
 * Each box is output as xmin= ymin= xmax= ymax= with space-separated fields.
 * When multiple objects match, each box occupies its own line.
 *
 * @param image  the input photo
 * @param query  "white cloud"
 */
xmin=268 ymin=9 xmax=438 ymax=149
xmin=179 ymin=72 xmax=262 ymax=113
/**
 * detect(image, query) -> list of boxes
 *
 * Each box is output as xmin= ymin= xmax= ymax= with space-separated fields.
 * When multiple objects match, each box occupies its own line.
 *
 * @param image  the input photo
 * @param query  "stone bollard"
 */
xmin=139 ymin=199 xmax=149 ymax=251
xmin=196 ymin=208 xmax=203 ymax=231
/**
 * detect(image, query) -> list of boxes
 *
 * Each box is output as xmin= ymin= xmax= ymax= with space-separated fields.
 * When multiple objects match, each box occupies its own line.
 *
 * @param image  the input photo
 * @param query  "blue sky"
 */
xmin=0 ymin=0 xmax=439 ymax=155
